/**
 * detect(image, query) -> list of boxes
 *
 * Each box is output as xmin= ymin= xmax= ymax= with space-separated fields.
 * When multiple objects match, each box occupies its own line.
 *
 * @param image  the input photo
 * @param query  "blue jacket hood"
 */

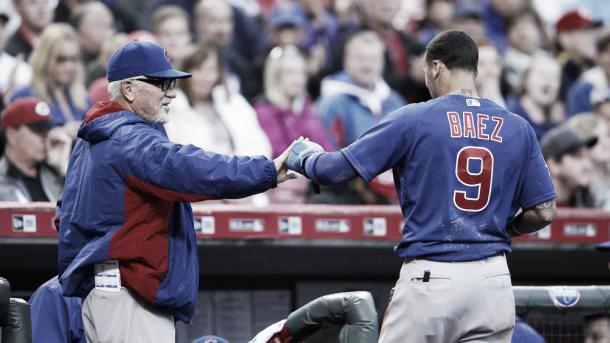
xmin=78 ymin=101 xmax=148 ymax=144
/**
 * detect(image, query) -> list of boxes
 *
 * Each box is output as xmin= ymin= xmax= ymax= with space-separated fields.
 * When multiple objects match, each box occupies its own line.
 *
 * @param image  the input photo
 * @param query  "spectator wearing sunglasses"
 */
xmin=11 ymin=23 xmax=91 ymax=128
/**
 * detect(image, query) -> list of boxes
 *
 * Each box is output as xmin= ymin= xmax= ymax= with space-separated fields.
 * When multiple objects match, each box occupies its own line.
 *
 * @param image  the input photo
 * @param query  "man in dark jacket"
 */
xmin=57 ymin=40 xmax=295 ymax=342
xmin=0 ymin=97 xmax=63 ymax=202
xmin=5 ymin=0 xmax=55 ymax=60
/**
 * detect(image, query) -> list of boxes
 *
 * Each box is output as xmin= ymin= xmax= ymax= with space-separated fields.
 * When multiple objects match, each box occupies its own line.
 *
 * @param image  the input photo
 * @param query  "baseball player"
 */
xmin=287 ymin=31 xmax=557 ymax=342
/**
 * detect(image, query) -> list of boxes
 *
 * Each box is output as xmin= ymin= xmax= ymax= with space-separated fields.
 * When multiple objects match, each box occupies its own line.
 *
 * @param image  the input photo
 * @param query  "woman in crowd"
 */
xmin=503 ymin=9 xmax=548 ymax=93
xmin=254 ymin=45 xmax=333 ymax=158
xmin=165 ymin=43 xmax=271 ymax=158
xmin=254 ymin=45 xmax=333 ymax=203
xmin=476 ymin=43 xmax=506 ymax=107
xmin=506 ymin=53 xmax=565 ymax=141
xmin=11 ymin=23 xmax=91 ymax=125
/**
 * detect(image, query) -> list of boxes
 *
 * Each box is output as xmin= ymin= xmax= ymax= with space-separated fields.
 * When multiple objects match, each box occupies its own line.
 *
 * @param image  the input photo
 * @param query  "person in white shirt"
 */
xmin=165 ymin=44 xmax=271 ymax=158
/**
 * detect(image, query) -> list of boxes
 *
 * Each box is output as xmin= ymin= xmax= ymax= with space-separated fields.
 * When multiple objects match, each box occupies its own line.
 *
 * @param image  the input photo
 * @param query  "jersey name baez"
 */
xmin=342 ymin=94 xmax=556 ymax=262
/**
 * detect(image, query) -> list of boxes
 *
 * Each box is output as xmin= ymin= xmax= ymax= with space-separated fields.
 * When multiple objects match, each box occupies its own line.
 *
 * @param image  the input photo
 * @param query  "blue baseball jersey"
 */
xmin=342 ymin=94 xmax=556 ymax=262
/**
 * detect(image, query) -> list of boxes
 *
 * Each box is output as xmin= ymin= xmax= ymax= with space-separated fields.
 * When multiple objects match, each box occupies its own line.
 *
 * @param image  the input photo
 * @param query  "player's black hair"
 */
xmin=425 ymin=31 xmax=478 ymax=72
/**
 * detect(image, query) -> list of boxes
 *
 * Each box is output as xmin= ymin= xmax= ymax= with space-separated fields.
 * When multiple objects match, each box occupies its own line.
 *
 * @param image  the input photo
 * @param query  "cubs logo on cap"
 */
xmin=163 ymin=49 xmax=173 ymax=64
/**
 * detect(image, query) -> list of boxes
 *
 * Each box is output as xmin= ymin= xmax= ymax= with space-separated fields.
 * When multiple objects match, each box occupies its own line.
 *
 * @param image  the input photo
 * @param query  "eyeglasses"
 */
xmin=133 ymin=78 xmax=177 ymax=92
xmin=55 ymin=55 xmax=80 ymax=64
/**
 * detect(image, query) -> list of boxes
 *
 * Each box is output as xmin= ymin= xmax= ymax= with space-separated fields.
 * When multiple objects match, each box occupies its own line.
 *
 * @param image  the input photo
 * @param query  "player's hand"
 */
xmin=286 ymin=138 xmax=324 ymax=176
xmin=274 ymin=141 xmax=299 ymax=184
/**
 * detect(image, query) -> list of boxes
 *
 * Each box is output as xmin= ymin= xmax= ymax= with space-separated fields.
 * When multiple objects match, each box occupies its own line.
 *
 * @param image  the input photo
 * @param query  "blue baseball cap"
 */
xmin=107 ymin=41 xmax=191 ymax=82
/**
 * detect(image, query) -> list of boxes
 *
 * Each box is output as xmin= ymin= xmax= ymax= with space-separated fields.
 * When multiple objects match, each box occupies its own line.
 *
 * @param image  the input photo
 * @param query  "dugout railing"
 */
xmin=514 ymin=286 xmax=610 ymax=342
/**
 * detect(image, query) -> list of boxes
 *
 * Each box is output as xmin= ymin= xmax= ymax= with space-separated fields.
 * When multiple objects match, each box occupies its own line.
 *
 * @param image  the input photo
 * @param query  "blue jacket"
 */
xmin=11 ymin=86 xmax=91 ymax=124
xmin=567 ymin=78 xmax=595 ymax=116
xmin=506 ymin=95 xmax=558 ymax=141
xmin=512 ymin=316 xmax=546 ymax=342
xmin=29 ymin=276 xmax=85 ymax=343
xmin=316 ymin=71 xmax=406 ymax=147
xmin=566 ymin=66 xmax=608 ymax=116
xmin=58 ymin=101 xmax=277 ymax=322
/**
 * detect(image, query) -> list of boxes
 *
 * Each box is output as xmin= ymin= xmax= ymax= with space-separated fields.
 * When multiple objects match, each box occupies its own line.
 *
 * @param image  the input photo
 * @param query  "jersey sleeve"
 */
xmin=341 ymin=108 xmax=414 ymax=182
xmin=518 ymin=125 xmax=557 ymax=209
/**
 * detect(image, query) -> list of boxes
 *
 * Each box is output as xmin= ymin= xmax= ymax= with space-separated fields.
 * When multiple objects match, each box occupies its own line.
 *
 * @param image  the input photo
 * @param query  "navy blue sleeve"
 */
xmin=512 ymin=317 xmax=546 ymax=343
xmin=566 ymin=81 xmax=593 ymax=116
xmin=518 ymin=125 xmax=556 ymax=209
xmin=122 ymin=127 xmax=277 ymax=201
xmin=304 ymin=151 xmax=358 ymax=185
xmin=341 ymin=108 xmax=415 ymax=182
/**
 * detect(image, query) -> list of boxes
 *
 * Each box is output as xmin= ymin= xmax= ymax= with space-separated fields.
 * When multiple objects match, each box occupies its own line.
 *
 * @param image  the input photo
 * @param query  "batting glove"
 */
xmin=286 ymin=140 xmax=324 ymax=175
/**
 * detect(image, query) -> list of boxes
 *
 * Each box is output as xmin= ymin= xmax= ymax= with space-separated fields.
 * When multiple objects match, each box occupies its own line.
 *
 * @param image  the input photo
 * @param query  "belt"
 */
xmin=404 ymin=251 xmax=506 ymax=264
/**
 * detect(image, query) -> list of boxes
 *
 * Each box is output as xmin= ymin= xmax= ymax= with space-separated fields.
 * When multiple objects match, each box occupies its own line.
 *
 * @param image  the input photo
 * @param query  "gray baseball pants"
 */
xmin=378 ymin=254 xmax=515 ymax=343
xmin=82 ymin=287 xmax=175 ymax=343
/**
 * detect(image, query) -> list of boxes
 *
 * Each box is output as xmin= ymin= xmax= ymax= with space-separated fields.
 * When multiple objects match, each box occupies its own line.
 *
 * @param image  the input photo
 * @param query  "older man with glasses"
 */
xmin=56 ymin=40 xmax=296 ymax=342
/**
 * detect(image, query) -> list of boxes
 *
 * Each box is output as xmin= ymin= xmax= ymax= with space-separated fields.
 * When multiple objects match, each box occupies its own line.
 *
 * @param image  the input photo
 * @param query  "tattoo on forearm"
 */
xmin=534 ymin=201 xmax=556 ymax=221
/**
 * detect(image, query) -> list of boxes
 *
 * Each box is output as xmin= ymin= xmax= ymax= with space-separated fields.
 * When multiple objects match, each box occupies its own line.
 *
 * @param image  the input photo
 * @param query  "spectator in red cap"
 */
xmin=0 ymin=97 xmax=64 ymax=202
xmin=555 ymin=10 xmax=602 ymax=102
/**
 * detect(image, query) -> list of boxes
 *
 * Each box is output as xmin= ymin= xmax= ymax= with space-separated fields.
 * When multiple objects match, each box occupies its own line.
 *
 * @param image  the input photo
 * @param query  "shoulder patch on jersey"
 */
xmin=466 ymin=98 xmax=480 ymax=107
xmin=548 ymin=287 xmax=580 ymax=309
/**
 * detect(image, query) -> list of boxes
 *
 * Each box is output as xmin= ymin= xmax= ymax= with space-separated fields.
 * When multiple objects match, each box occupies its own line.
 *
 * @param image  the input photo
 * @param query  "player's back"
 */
xmin=391 ymin=94 xmax=549 ymax=261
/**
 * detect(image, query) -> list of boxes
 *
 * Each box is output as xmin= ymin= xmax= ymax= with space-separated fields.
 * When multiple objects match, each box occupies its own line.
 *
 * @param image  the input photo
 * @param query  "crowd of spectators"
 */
xmin=0 ymin=0 xmax=609 ymax=209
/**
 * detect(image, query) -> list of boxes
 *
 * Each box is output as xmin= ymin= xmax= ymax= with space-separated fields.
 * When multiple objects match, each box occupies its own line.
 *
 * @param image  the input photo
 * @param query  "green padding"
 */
xmin=285 ymin=291 xmax=378 ymax=343
xmin=0 ymin=277 xmax=11 ymax=326
xmin=2 ymin=298 xmax=32 ymax=343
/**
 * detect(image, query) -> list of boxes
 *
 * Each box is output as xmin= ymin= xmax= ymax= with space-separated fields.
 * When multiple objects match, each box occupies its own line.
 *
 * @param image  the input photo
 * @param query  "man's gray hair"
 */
xmin=107 ymin=76 xmax=145 ymax=101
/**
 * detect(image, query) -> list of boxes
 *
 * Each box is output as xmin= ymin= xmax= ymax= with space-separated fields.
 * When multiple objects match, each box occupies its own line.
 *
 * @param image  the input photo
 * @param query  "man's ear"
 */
xmin=431 ymin=60 xmax=442 ymax=80
xmin=122 ymin=80 xmax=135 ymax=102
